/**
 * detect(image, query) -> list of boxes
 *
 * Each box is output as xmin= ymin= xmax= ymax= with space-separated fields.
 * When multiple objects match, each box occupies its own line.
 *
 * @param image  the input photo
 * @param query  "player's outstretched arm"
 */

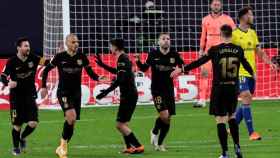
xmin=256 ymin=47 xmax=278 ymax=70
xmin=84 ymin=65 xmax=101 ymax=81
xmin=41 ymin=63 xmax=55 ymax=89
xmin=0 ymin=59 xmax=12 ymax=86
xmin=40 ymin=62 xmax=56 ymax=98
xmin=241 ymin=57 xmax=254 ymax=77
xmin=183 ymin=54 xmax=211 ymax=73
xmin=94 ymin=54 xmax=117 ymax=74
xmin=135 ymin=53 xmax=151 ymax=72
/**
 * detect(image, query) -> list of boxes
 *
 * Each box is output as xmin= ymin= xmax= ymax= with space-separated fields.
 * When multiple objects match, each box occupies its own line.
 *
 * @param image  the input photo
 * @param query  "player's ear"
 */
xmin=157 ymin=39 xmax=160 ymax=46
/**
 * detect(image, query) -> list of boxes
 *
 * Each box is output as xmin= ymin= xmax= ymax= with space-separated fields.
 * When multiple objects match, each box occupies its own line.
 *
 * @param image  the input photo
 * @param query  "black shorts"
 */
xmin=116 ymin=94 xmax=138 ymax=123
xmin=152 ymin=90 xmax=176 ymax=115
xmin=10 ymin=93 xmax=38 ymax=125
xmin=57 ymin=91 xmax=81 ymax=120
xmin=209 ymin=84 xmax=239 ymax=116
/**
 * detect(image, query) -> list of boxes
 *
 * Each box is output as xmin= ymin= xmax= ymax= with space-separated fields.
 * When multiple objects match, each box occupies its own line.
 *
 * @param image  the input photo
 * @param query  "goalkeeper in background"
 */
xmin=233 ymin=7 xmax=277 ymax=141
xmin=195 ymin=0 xmax=235 ymax=107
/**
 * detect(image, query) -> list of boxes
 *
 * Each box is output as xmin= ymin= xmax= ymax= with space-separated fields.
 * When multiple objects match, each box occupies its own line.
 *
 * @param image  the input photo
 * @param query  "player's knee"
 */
xmin=65 ymin=110 xmax=77 ymax=125
xmin=228 ymin=115 xmax=235 ymax=121
xmin=65 ymin=115 xmax=76 ymax=125
xmin=160 ymin=115 xmax=170 ymax=124
xmin=159 ymin=110 xmax=170 ymax=124
xmin=13 ymin=125 xmax=21 ymax=131
xmin=28 ymin=121 xmax=38 ymax=128
xmin=116 ymin=122 xmax=125 ymax=131
xmin=215 ymin=116 xmax=227 ymax=124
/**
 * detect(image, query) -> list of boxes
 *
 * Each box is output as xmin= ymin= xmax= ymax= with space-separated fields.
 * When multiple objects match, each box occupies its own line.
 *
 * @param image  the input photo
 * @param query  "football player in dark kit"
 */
xmin=41 ymin=34 xmax=105 ymax=158
xmin=172 ymin=25 xmax=254 ymax=158
xmin=95 ymin=39 xmax=144 ymax=154
xmin=135 ymin=32 xmax=184 ymax=151
xmin=0 ymin=37 xmax=49 ymax=155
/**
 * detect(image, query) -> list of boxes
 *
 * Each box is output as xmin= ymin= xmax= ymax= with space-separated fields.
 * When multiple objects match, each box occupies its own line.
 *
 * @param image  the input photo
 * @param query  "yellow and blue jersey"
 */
xmin=232 ymin=28 xmax=260 ymax=77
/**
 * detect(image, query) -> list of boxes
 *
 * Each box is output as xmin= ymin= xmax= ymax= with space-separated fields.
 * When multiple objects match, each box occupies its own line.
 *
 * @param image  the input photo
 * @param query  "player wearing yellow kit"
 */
xmin=232 ymin=7 xmax=277 ymax=141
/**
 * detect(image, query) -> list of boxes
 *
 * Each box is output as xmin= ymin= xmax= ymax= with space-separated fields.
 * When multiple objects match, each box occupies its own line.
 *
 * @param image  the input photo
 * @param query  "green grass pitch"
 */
xmin=0 ymin=100 xmax=279 ymax=158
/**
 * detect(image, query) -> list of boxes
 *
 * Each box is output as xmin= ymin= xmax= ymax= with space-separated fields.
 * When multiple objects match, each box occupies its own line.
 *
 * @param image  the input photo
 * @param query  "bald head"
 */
xmin=65 ymin=34 xmax=79 ymax=53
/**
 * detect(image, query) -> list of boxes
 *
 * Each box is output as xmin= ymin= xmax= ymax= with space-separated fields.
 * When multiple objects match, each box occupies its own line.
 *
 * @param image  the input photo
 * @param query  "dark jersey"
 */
xmin=99 ymin=53 xmax=137 ymax=96
xmin=136 ymin=49 xmax=184 ymax=93
xmin=42 ymin=51 xmax=99 ymax=93
xmin=184 ymin=43 xmax=254 ymax=85
xmin=1 ymin=53 xmax=46 ymax=95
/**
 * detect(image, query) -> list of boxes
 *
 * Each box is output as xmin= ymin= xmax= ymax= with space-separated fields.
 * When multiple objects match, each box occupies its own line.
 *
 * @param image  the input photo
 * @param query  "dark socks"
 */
xmin=21 ymin=125 xmax=36 ymax=140
xmin=158 ymin=122 xmax=170 ymax=145
xmin=217 ymin=123 xmax=228 ymax=156
xmin=127 ymin=132 xmax=141 ymax=147
xmin=12 ymin=129 xmax=21 ymax=148
xmin=62 ymin=121 xmax=74 ymax=142
xmin=123 ymin=136 xmax=132 ymax=148
xmin=228 ymin=119 xmax=240 ymax=147
xmin=152 ymin=117 xmax=162 ymax=135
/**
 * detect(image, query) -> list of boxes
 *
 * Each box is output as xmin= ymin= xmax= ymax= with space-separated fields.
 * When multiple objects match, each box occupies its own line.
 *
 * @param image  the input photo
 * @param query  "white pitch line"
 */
xmin=20 ymin=138 xmax=279 ymax=152
xmin=0 ymin=110 xmax=271 ymax=126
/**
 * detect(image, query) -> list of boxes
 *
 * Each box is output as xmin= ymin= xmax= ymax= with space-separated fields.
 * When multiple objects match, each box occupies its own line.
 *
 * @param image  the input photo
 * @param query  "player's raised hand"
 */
xmin=8 ymin=80 xmax=17 ymax=89
xmin=41 ymin=87 xmax=48 ymax=98
xmin=170 ymin=66 xmax=182 ymax=78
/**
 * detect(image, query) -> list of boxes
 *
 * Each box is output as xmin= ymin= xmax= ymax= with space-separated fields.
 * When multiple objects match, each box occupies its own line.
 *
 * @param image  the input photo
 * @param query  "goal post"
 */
xmin=43 ymin=0 xmax=280 ymax=106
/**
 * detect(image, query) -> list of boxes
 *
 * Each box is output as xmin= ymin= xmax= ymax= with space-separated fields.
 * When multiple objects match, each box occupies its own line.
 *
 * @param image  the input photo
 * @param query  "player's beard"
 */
xmin=247 ymin=19 xmax=254 ymax=26
xmin=211 ymin=8 xmax=221 ymax=14
xmin=23 ymin=50 xmax=30 ymax=57
xmin=161 ymin=44 xmax=170 ymax=53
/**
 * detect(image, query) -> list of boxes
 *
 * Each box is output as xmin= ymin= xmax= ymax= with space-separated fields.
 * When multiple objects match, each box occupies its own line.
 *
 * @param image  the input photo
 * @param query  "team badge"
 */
xmin=118 ymin=62 xmax=125 ymax=67
xmin=28 ymin=62 xmax=34 ymax=68
xmin=77 ymin=59 xmax=83 ymax=66
xmin=170 ymin=58 xmax=175 ymax=64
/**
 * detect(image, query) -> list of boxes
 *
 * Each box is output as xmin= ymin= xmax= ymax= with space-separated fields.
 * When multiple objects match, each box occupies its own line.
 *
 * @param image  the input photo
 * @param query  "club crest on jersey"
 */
xmin=118 ymin=62 xmax=125 ymax=66
xmin=77 ymin=59 xmax=83 ymax=66
xmin=28 ymin=62 xmax=34 ymax=68
xmin=170 ymin=58 xmax=175 ymax=63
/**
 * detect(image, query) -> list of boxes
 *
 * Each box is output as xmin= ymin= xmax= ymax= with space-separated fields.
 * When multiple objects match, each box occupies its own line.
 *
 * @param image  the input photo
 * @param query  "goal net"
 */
xmin=43 ymin=0 xmax=280 ymax=106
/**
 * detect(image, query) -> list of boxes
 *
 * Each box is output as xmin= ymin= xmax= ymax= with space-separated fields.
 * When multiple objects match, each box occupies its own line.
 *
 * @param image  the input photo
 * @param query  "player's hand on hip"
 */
xmin=170 ymin=66 xmax=182 ymax=78
xmin=41 ymin=87 xmax=48 ymax=98
xmin=8 ymin=80 xmax=17 ymax=89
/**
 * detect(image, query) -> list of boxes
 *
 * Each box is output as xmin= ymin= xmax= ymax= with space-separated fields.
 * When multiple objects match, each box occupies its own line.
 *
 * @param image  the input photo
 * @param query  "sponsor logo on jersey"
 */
xmin=28 ymin=62 xmax=34 ymax=68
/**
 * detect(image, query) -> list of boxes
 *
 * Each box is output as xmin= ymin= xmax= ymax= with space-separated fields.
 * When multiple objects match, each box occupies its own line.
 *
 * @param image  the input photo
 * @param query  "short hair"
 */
xmin=110 ymin=39 xmax=125 ymax=50
xmin=210 ymin=0 xmax=222 ymax=4
xmin=16 ymin=37 xmax=29 ymax=47
xmin=159 ymin=32 xmax=170 ymax=38
xmin=66 ymin=33 xmax=78 ymax=41
xmin=220 ymin=24 xmax=232 ymax=38
xmin=238 ymin=6 xmax=253 ymax=19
